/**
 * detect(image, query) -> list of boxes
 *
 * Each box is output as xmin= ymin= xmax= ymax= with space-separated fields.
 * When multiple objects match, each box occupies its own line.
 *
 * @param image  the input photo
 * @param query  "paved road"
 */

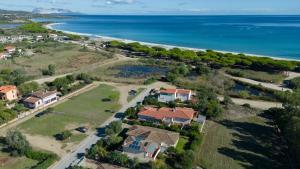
xmin=51 ymin=84 xmax=157 ymax=169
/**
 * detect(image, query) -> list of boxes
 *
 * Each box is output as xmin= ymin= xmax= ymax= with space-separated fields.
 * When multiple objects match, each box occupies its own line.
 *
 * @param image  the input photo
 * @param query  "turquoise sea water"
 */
xmin=35 ymin=15 xmax=300 ymax=60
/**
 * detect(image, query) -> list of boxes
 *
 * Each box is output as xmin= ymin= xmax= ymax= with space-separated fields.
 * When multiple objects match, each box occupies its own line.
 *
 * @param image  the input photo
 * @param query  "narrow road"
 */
xmin=50 ymin=82 xmax=172 ymax=169
xmin=223 ymin=73 xmax=292 ymax=92
xmin=218 ymin=96 xmax=282 ymax=110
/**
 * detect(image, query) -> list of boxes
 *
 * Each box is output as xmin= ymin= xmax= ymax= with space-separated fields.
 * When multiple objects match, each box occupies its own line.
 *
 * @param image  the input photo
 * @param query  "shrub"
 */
xmin=5 ymin=130 xmax=31 ymax=156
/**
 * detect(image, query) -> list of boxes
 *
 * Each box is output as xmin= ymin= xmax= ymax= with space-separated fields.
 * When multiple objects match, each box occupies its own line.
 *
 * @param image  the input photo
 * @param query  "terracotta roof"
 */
xmin=24 ymin=96 xmax=41 ymax=104
xmin=4 ymin=45 xmax=15 ymax=50
xmin=32 ymin=90 xmax=57 ymax=99
xmin=160 ymin=88 xmax=191 ymax=95
xmin=0 ymin=85 xmax=17 ymax=93
xmin=126 ymin=125 xmax=179 ymax=146
xmin=138 ymin=107 xmax=195 ymax=121
xmin=176 ymin=89 xmax=191 ymax=95
xmin=160 ymin=88 xmax=177 ymax=94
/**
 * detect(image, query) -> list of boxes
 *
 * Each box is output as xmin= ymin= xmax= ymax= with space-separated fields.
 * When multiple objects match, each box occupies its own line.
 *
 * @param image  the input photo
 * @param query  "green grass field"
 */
xmin=0 ymin=42 xmax=112 ymax=78
xmin=0 ymin=152 xmax=38 ymax=169
xmin=18 ymin=84 xmax=121 ymax=137
xmin=176 ymin=136 xmax=189 ymax=153
xmin=195 ymin=115 xmax=289 ymax=169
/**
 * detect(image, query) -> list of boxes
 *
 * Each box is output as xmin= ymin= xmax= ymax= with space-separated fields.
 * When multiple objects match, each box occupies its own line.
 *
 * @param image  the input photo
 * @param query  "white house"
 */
xmin=23 ymin=90 xmax=58 ymax=109
xmin=158 ymin=88 xmax=192 ymax=103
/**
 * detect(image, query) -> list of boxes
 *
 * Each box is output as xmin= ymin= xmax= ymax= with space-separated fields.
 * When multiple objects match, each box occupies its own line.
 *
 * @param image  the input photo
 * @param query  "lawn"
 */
xmin=0 ymin=152 xmax=38 ymax=169
xmin=18 ymin=84 xmax=121 ymax=137
xmin=0 ymin=42 xmax=113 ymax=78
xmin=127 ymin=88 xmax=146 ymax=102
xmin=176 ymin=136 xmax=189 ymax=152
xmin=195 ymin=115 xmax=289 ymax=169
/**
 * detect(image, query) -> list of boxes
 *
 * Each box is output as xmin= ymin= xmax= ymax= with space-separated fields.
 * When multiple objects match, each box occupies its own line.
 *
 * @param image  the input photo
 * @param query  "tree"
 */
xmin=125 ymin=107 xmax=138 ymax=119
xmin=105 ymin=121 xmax=122 ymax=136
xmin=18 ymin=82 xmax=39 ymax=96
xmin=5 ymin=130 xmax=31 ymax=156
xmin=56 ymin=130 xmax=72 ymax=141
xmin=223 ymin=94 xmax=233 ymax=107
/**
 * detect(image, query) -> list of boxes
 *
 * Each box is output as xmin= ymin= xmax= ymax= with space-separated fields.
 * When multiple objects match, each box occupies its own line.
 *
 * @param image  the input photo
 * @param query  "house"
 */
xmin=158 ymin=88 xmax=192 ymax=103
xmin=23 ymin=90 xmax=58 ymax=109
xmin=0 ymin=52 xmax=9 ymax=60
xmin=4 ymin=45 xmax=16 ymax=54
xmin=0 ymin=85 xmax=18 ymax=101
xmin=123 ymin=125 xmax=179 ymax=160
xmin=138 ymin=107 xmax=196 ymax=126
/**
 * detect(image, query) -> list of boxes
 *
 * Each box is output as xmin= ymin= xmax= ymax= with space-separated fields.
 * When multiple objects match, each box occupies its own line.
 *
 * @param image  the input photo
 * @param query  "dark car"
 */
xmin=76 ymin=127 xmax=88 ymax=133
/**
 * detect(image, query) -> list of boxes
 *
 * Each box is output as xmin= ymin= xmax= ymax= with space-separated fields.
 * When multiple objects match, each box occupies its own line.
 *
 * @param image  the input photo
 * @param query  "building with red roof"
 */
xmin=158 ymin=88 xmax=192 ymax=103
xmin=138 ymin=106 xmax=196 ymax=126
xmin=4 ymin=45 xmax=16 ymax=54
xmin=0 ymin=85 xmax=18 ymax=101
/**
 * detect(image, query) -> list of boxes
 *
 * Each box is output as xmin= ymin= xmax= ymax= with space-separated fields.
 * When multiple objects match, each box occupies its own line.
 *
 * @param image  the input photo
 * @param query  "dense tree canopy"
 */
xmin=108 ymin=41 xmax=300 ymax=72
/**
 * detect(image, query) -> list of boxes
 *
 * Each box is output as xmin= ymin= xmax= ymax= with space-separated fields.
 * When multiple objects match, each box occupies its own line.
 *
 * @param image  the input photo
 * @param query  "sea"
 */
xmin=34 ymin=15 xmax=300 ymax=60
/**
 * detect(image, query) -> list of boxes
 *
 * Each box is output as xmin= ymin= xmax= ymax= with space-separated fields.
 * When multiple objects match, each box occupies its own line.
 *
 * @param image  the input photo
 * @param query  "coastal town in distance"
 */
xmin=0 ymin=1 xmax=300 ymax=169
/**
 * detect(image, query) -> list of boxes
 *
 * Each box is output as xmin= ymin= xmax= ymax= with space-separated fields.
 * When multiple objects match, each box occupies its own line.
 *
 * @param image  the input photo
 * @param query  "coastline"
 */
xmin=45 ymin=23 xmax=300 ymax=62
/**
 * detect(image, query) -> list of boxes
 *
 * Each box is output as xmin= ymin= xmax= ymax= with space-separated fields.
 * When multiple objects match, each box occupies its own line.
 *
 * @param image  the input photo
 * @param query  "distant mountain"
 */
xmin=32 ymin=8 xmax=78 ymax=15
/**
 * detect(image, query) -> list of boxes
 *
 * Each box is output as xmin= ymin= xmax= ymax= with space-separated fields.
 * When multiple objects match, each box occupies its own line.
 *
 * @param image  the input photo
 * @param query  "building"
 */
xmin=138 ymin=107 xmax=196 ymax=126
xmin=158 ymin=88 xmax=192 ymax=103
xmin=4 ymin=45 xmax=16 ymax=54
xmin=23 ymin=90 xmax=58 ymax=109
xmin=123 ymin=125 xmax=179 ymax=160
xmin=0 ymin=52 xmax=9 ymax=60
xmin=0 ymin=85 xmax=18 ymax=101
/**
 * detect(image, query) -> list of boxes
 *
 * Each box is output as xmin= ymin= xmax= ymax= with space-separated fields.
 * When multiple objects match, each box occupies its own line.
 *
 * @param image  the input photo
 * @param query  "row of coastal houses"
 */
xmin=0 ymin=85 xmax=58 ymax=109
xmin=0 ymin=45 xmax=16 ymax=60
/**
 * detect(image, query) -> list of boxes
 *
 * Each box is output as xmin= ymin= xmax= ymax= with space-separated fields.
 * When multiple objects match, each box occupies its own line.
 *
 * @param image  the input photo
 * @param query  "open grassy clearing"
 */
xmin=225 ymin=68 xmax=286 ymax=84
xmin=195 ymin=106 xmax=289 ymax=169
xmin=176 ymin=136 xmax=189 ymax=153
xmin=89 ymin=59 xmax=166 ymax=84
xmin=17 ymin=84 xmax=120 ymax=138
xmin=0 ymin=151 xmax=38 ymax=169
xmin=0 ymin=42 xmax=114 ymax=78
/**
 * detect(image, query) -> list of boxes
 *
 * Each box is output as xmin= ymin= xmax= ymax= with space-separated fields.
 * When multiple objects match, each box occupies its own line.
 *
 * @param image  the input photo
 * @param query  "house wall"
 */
xmin=0 ymin=89 xmax=18 ymax=101
xmin=176 ymin=93 xmax=191 ymax=102
xmin=42 ymin=94 xmax=58 ymax=105
xmin=158 ymin=93 xmax=176 ymax=103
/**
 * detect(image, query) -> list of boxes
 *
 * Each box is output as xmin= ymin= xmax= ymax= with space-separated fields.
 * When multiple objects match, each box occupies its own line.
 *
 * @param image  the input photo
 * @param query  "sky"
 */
xmin=0 ymin=0 xmax=300 ymax=15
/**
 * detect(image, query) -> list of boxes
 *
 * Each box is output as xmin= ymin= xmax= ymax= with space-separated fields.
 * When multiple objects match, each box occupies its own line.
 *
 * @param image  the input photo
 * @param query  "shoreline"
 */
xmin=45 ymin=23 xmax=300 ymax=62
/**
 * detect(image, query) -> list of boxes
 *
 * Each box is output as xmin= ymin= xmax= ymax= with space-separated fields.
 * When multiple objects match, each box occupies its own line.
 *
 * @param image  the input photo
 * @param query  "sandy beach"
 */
xmin=45 ymin=23 xmax=300 ymax=62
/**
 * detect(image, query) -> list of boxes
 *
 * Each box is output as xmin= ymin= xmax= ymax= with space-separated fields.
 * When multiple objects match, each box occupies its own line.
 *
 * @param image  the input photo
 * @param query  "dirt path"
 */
xmin=218 ymin=96 xmax=282 ymax=110
xmin=285 ymin=71 xmax=300 ymax=80
xmin=223 ymin=73 xmax=292 ymax=92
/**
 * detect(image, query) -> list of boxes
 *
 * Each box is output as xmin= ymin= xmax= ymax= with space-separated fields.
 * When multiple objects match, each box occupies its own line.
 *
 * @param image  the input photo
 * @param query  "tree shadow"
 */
xmin=217 ymin=116 xmax=290 ymax=169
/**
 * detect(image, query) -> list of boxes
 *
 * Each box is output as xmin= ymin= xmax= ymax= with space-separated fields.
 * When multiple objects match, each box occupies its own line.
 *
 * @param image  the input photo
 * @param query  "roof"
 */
xmin=125 ymin=125 xmax=179 ymax=146
xmin=160 ymin=88 xmax=177 ymax=94
xmin=24 ymin=96 xmax=41 ymax=104
xmin=0 ymin=85 xmax=17 ymax=93
xmin=160 ymin=88 xmax=191 ymax=95
xmin=32 ymin=90 xmax=57 ymax=99
xmin=176 ymin=89 xmax=191 ymax=95
xmin=4 ymin=45 xmax=15 ymax=50
xmin=138 ymin=107 xmax=195 ymax=120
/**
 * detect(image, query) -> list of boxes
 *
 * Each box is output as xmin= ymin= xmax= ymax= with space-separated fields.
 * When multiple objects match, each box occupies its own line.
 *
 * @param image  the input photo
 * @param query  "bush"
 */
xmin=5 ymin=130 xmax=31 ymax=156
xmin=56 ymin=130 xmax=72 ymax=141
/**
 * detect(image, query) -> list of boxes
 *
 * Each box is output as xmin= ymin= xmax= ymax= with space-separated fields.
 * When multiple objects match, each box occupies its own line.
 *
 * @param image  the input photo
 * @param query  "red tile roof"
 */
xmin=160 ymin=88 xmax=177 ymax=94
xmin=4 ymin=45 xmax=15 ymax=50
xmin=138 ymin=107 xmax=195 ymax=120
xmin=0 ymin=85 xmax=17 ymax=93
xmin=160 ymin=88 xmax=191 ymax=95
xmin=176 ymin=89 xmax=191 ymax=95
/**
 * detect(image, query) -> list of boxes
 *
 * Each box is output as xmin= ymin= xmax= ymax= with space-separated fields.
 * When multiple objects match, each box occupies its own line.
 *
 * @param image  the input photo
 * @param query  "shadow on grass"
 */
xmin=217 ymin=114 xmax=289 ymax=169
